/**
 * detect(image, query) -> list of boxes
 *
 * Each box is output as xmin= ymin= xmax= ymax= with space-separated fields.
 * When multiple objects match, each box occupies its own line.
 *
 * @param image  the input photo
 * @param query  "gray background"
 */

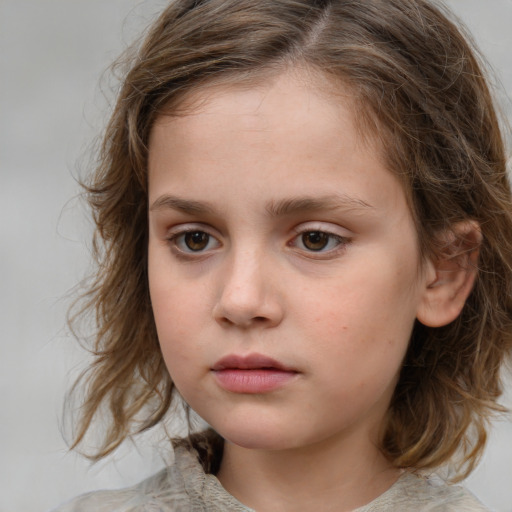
xmin=1 ymin=1 xmax=511 ymax=511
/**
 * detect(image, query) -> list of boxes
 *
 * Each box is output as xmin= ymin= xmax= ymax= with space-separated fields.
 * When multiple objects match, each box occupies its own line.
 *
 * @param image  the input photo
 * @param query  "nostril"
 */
xmin=217 ymin=314 xmax=270 ymax=328
xmin=218 ymin=316 xmax=235 ymax=326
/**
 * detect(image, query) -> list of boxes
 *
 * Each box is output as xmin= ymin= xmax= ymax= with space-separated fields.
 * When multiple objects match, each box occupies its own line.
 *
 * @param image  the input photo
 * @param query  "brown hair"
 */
xmin=69 ymin=0 xmax=512 ymax=479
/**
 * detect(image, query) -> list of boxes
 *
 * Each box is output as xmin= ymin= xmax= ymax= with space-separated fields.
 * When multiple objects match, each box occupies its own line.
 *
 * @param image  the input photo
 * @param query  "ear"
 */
xmin=416 ymin=221 xmax=482 ymax=328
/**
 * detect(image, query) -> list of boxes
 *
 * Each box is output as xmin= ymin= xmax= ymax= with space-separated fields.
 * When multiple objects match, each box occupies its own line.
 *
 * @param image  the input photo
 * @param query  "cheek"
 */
xmin=151 ymin=288 xmax=204 ymax=357
xmin=301 ymin=272 xmax=412 ymax=340
xmin=297 ymin=261 xmax=418 ymax=380
xmin=150 ymin=284 xmax=205 ymax=398
xmin=148 ymin=261 xmax=197 ymax=359
xmin=149 ymin=247 xmax=208 ymax=329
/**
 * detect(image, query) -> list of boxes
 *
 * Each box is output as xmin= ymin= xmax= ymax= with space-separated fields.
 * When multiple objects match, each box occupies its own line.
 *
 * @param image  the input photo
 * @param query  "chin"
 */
xmin=207 ymin=416 xmax=295 ymax=451
xmin=223 ymin=430 xmax=294 ymax=451
xmin=214 ymin=419 xmax=319 ymax=452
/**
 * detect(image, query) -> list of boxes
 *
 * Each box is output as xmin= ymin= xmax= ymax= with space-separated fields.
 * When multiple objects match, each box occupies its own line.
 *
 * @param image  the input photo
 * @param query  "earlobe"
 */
xmin=416 ymin=221 xmax=482 ymax=328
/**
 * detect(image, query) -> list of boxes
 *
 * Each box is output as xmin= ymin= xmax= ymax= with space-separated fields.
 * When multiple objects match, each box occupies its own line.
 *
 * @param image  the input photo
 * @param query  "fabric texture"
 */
xmin=51 ymin=432 xmax=490 ymax=512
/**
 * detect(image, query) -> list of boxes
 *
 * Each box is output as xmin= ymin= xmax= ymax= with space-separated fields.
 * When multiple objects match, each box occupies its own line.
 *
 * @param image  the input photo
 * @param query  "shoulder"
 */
xmin=50 ymin=434 xmax=251 ymax=512
xmin=49 ymin=465 xmax=191 ymax=512
xmin=356 ymin=472 xmax=490 ymax=512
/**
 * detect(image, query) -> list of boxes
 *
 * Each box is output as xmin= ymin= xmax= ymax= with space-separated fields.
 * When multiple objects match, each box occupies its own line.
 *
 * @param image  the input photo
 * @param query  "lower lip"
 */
xmin=212 ymin=369 xmax=297 ymax=393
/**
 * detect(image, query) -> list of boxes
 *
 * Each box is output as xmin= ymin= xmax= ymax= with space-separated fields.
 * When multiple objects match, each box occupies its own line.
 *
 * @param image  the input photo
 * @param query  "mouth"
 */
xmin=211 ymin=353 xmax=299 ymax=394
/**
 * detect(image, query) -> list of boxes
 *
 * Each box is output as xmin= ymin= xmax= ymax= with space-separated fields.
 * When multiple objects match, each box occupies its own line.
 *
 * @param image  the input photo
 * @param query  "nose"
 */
xmin=213 ymin=249 xmax=284 ymax=329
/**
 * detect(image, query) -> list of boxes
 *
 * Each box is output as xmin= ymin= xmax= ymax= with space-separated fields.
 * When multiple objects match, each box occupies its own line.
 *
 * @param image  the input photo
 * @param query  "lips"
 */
xmin=212 ymin=353 xmax=294 ymax=372
xmin=211 ymin=353 xmax=299 ymax=393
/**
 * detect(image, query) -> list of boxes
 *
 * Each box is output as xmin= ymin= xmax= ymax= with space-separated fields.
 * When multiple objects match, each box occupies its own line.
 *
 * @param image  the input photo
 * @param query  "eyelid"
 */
xmin=166 ymin=222 xmax=215 ymax=236
xmin=291 ymin=221 xmax=352 ymax=239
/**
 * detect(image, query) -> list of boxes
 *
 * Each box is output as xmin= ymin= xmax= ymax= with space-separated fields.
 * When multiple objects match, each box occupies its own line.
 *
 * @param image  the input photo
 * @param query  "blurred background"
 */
xmin=1 ymin=1 xmax=511 ymax=511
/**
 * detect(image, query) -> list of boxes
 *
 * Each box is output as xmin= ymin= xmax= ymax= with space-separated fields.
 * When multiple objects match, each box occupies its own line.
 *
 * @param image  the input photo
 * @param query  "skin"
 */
xmin=147 ymin=69 xmax=444 ymax=511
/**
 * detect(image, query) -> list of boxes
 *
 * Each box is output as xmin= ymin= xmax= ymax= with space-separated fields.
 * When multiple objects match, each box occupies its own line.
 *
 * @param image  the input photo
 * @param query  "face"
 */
xmin=147 ymin=70 xmax=432 ymax=452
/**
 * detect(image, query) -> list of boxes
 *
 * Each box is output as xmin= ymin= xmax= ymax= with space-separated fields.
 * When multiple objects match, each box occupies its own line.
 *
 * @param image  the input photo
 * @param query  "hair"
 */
xmin=69 ymin=0 xmax=512 ymax=480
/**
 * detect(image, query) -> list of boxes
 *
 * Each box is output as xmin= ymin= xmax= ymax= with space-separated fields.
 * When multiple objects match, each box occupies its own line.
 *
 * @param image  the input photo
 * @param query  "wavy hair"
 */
xmin=69 ymin=0 xmax=512 ymax=479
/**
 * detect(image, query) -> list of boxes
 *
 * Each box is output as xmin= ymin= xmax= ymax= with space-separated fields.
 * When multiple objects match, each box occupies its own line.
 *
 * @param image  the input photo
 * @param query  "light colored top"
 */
xmin=51 ymin=439 xmax=489 ymax=512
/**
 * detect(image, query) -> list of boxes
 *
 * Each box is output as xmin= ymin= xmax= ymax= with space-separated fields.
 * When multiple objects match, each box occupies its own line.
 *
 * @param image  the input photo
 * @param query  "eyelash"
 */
xmin=166 ymin=226 xmax=350 ymax=259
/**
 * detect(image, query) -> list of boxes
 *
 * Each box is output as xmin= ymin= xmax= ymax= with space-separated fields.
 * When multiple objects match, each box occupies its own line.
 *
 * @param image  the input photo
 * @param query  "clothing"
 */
xmin=52 ymin=433 xmax=489 ymax=512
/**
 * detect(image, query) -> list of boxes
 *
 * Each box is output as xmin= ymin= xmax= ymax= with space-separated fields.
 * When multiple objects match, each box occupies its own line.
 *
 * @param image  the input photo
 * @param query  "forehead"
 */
xmin=158 ymin=65 xmax=384 ymax=148
xmin=150 ymin=67 xmax=384 ymax=164
xmin=147 ymin=69 xmax=412 ymax=231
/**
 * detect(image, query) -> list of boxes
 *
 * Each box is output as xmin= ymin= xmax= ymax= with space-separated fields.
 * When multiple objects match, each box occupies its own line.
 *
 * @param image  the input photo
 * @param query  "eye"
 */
xmin=301 ymin=231 xmax=331 ymax=251
xmin=290 ymin=229 xmax=349 ymax=255
xmin=170 ymin=229 xmax=220 ymax=253
xmin=183 ymin=231 xmax=210 ymax=251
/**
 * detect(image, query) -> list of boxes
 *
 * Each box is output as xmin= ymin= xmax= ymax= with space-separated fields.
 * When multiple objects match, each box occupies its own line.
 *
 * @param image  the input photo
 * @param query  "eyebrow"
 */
xmin=149 ymin=194 xmax=375 ymax=216
xmin=265 ymin=195 xmax=374 ymax=217
xmin=150 ymin=195 xmax=216 ymax=215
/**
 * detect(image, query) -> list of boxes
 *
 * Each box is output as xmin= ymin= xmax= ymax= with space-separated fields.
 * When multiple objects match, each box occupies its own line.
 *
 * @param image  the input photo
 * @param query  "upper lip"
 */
xmin=211 ymin=353 xmax=296 ymax=372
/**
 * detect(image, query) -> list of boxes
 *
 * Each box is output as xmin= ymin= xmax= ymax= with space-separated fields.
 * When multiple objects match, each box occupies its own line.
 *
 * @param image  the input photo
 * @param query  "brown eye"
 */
xmin=184 ymin=231 xmax=210 ymax=251
xmin=302 ymin=231 xmax=329 ymax=251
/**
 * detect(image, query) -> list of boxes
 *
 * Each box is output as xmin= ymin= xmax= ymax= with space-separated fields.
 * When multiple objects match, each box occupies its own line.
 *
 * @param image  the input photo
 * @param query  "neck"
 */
xmin=216 ymin=430 xmax=401 ymax=512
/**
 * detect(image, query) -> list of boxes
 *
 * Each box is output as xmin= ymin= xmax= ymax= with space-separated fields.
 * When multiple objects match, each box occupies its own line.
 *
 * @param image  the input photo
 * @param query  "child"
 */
xmin=54 ymin=0 xmax=512 ymax=510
